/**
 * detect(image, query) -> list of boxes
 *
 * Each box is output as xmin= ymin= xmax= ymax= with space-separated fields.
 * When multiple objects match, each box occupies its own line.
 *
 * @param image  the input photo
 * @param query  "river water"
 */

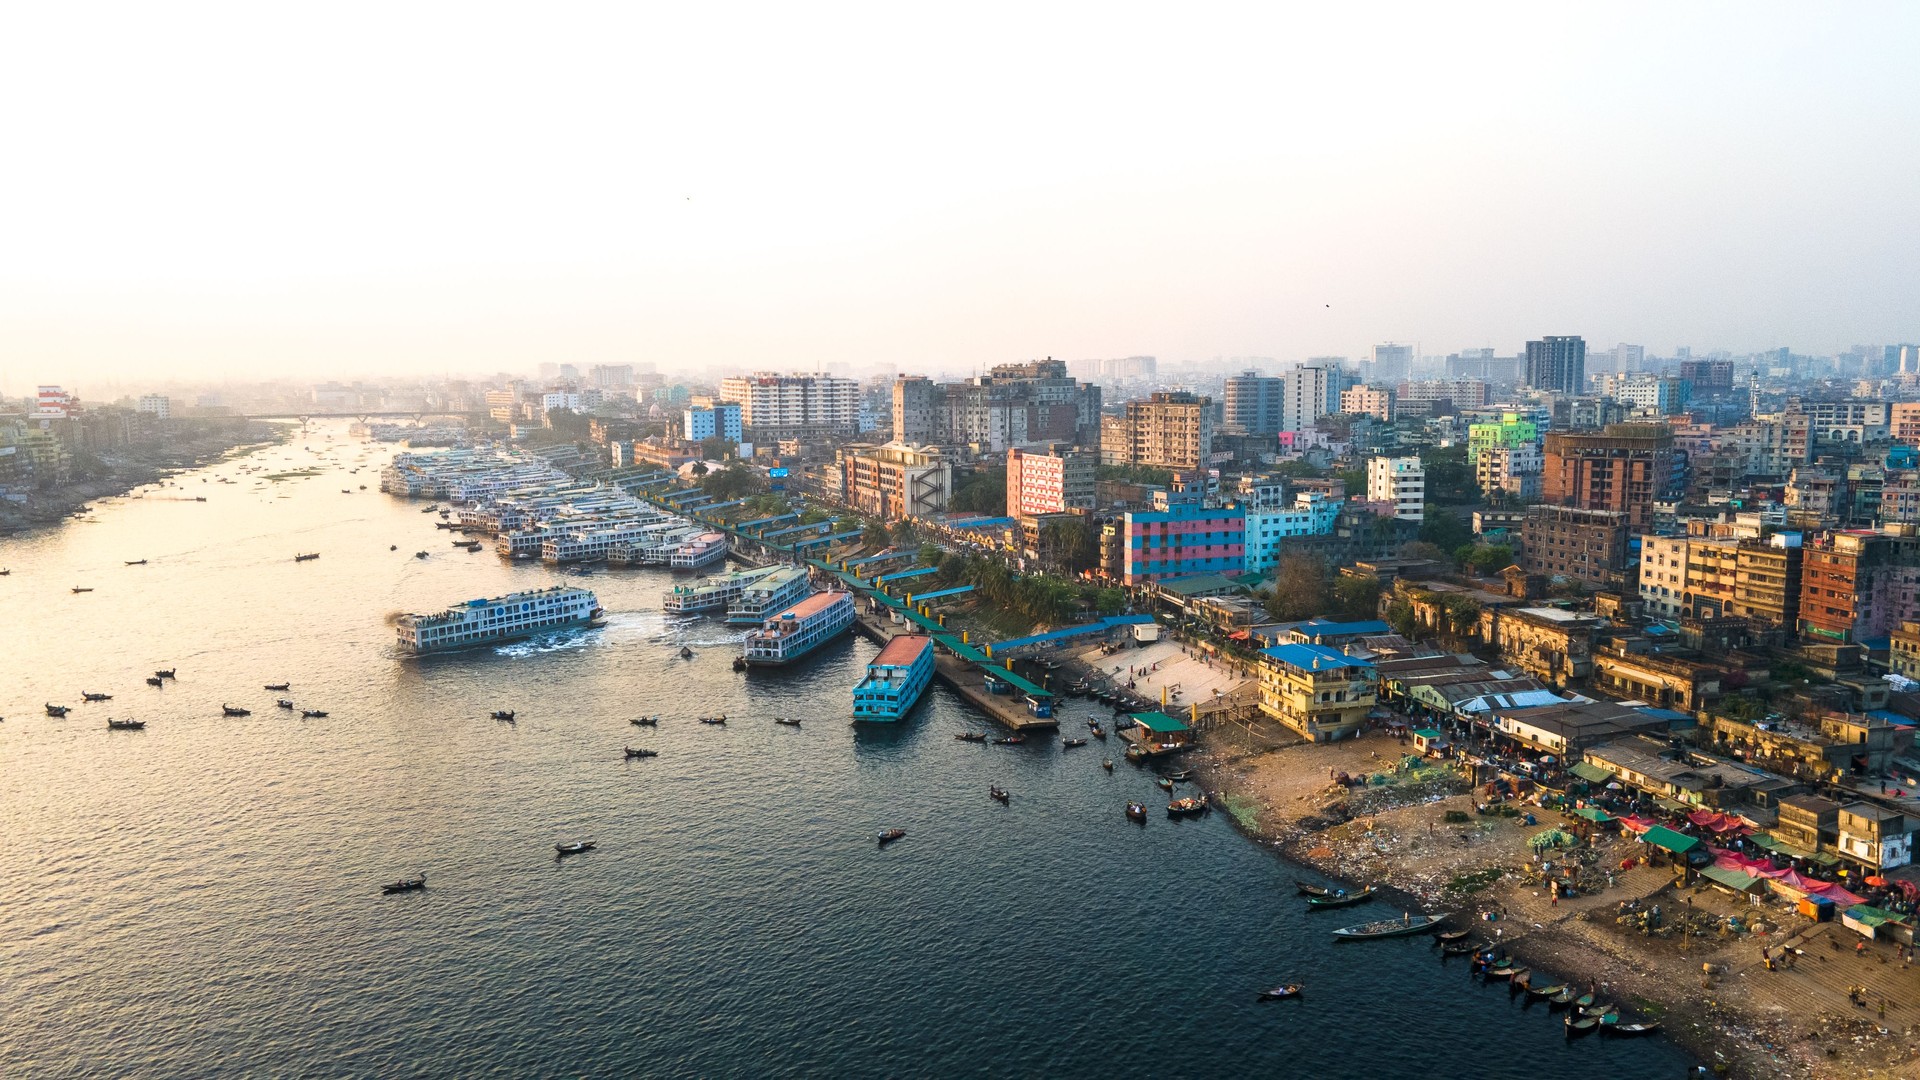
xmin=0 ymin=424 xmax=1695 ymax=1078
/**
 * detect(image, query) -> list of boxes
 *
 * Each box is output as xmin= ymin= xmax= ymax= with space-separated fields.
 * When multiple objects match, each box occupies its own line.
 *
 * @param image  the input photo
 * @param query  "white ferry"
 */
xmin=663 ymin=565 xmax=782 ymax=613
xmin=725 ymin=566 xmax=813 ymax=625
xmin=853 ymin=634 xmax=936 ymax=721
xmin=669 ymin=532 xmax=731 ymax=571
xmin=396 ymin=586 xmax=604 ymax=654
xmin=742 ymin=592 xmax=855 ymax=667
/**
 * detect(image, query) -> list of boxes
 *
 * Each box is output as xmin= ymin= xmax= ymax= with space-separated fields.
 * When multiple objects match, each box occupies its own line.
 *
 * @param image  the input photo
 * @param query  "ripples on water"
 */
xmin=0 ymin=426 xmax=1693 ymax=1078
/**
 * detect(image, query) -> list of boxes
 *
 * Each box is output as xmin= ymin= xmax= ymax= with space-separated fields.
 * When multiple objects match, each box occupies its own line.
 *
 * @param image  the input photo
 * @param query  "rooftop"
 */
xmin=1262 ymin=643 xmax=1373 ymax=673
xmin=872 ymin=634 xmax=933 ymax=666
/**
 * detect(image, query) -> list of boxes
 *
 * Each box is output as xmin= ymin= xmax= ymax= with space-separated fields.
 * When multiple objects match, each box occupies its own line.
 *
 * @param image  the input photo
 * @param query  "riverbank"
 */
xmin=1184 ymin=723 xmax=1920 ymax=1079
xmin=0 ymin=423 xmax=285 ymax=533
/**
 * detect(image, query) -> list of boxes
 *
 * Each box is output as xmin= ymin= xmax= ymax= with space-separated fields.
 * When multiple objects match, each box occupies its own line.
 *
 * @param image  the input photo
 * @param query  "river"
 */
xmin=0 ymin=423 xmax=1695 ymax=1077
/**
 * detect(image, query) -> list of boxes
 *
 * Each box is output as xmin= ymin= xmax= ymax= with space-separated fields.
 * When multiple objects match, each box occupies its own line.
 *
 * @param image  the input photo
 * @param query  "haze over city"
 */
xmin=4 ymin=1 xmax=1918 ymax=391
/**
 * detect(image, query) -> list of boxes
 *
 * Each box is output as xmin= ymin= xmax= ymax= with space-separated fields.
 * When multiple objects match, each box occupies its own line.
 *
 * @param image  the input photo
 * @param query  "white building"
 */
xmin=1367 ymin=455 xmax=1425 ymax=522
xmin=540 ymin=392 xmax=583 ymax=413
xmin=684 ymin=400 xmax=743 ymax=442
xmin=137 ymin=395 xmax=171 ymax=419
xmin=1281 ymin=363 xmax=1341 ymax=433
xmin=1339 ymin=385 xmax=1393 ymax=422
xmin=36 ymin=386 xmax=74 ymax=418
xmin=1638 ymin=535 xmax=1690 ymax=622
xmin=1474 ymin=442 xmax=1542 ymax=502
xmin=720 ymin=372 xmax=861 ymax=438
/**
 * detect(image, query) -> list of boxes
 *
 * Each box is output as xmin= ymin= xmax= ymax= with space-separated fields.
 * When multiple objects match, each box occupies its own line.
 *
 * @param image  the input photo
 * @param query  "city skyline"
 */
xmin=4 ymin=3 xmax=1917 ymax=385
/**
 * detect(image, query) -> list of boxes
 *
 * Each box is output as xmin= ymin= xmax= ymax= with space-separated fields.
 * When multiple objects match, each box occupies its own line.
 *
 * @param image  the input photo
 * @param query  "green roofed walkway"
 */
xmin=1641 ymin=825 xmax=1701 ymax=855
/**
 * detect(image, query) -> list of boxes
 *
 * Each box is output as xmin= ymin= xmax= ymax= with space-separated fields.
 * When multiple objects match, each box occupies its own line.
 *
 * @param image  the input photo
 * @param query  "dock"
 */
xmin=851 ymin=607 xmax=1057 ymax=731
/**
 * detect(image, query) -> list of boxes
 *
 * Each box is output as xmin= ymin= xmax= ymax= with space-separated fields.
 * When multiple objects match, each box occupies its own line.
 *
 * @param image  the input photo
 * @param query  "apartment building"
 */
xmin=1520 ymin=506 xmax=1629 ymax=590
xmin=1339 ymin=385 xmax=1394 ymax=422
xmin=1367 ymin=456 xmax=1425 ymax=522
xmin=720 ymin=372 xmax=862 ymax=439
xmin=837 ymin=442 xmax=952 ymax=521
xmin=1257 ymin=643 xmax=1377 ymax=742
xmin=1116 ymin=479 xmax=1244 ymax=585
xmin=1542 ymin=423 xmax=1679 ymax=530
xmin=1006 ymin=445 xmax=1095 ymax=517
xmin=1104 ymin=391 xmax=1214 ymax=470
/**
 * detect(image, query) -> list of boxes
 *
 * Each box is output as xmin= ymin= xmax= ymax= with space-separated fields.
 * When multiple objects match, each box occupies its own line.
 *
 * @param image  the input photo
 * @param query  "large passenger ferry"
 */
xmin=852 ymin=634 xmax=936 ymax=720
xmin=725 ymin=566 xmax=813 ymax=625
xmin=741 ymin=592 xmax=855 ymax=666
xmin=662 ymin=565 xmax=781 ymax=614
xmin=668 ymin=532 xmax=730 ymax=571
xmin=396 ymin=586 xmax=603 ymax=653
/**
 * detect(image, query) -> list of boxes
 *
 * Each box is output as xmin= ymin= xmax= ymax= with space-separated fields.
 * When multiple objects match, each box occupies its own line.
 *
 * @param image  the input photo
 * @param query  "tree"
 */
xmin=1418 ymin=508 xmax=1472 ymax=553
xmin=700 ymin=462 xmax=768 ymax=502
xmin=889 ymin=520 xmax=918 ymax=545
xmin=1419 ymin=446 xmax=1472 ymax=505
xmin=1335 ymin=468 xmax=1367 ymax=495
xmin=1462 ymin=543 xmax=1514 ymax=575
xmin=799 ymin=508 xmax=832 ymax=525
xmin=948 ymin=468 xmax=1007 ymax=514
xmin=1332 ymin=574 xmax=1383 ymax=620
xmin=698 ymin=436 xmax=735 ymax=461
xmin=1264 ymin=554 xmax=1332 ymax=621
xmin=1039 ymin=516 xmax=1098 ymax=572
xmin=1401 ymin=540 xmax=1449 ymax=564
xmin=862 ymin=522 xmax=891 ymax=550
xmin=1096 ymin=464 xmax=1175 ymax=487
xmin=689 ymin=461 xmax=709 ymax=477
xmin=1270 ymin=460 xmax=1326 ymax=480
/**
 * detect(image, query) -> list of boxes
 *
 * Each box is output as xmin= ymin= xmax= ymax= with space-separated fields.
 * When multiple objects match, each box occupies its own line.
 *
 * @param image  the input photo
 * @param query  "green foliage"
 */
xmin=698 ymin=435 xmax=736 ymax=461
xmin=1092 ymin=588 xmax=1127 ymax=615
xmin=1264 ymin=554 xmax=1331 ymax=621
xmin=1418 ymin=508 xmax=1472 ymax=552
xmin=1335 ymin=468 xmax=1367 ymax=494
xmin=919 ymin=543 xmax=944 ymax=565
xmin=544 ymin=408 xmax=591 ymax=437
xmin=862 ymin=522 xmax=891 ymax=549
xmin=949 ymin=467 xmax=1007 ymax=514
xmin=1420 ymin=446 xmax=1472 ymax=504
xmin=1385 ymin=597 xmax=1418 ymax=638
xmin=744 ymin=493 xmax=790 ymax=516
xmin=889 ymin=520 xmax=919 ymax=546
xmin=933 ymin=552 xmax=1101 ymax=625
xmin=1331 ymin=574 xmax=1383 ymax=620
xmin=799 ymin=508 xmax=833 ymax=525
xmin=1461 ymin=543 xmax=1514 ymax=575
xmin=1096 ymin=464 xmax=1176 ymax=487
xmin=1038 ymin=516 xmax=1099 ymax=572
xmin=1269 ymin=460 xmax=1325 ymax=480
xmin=699 ymin=462 xmax=768 ymax=502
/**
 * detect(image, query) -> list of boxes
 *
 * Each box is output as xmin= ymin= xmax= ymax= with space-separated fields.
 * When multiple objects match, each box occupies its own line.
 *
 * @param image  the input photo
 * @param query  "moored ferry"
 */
xmin=852 ymin=634 xmax=935 ymax=720
xmin=396 ymin=586 xmax=603 ymax=653
xmin=663 ymin=565 xmax=781 ymax=613
xmin=725 ymin=566 xmax=813 ymax=625
xmin=742 ymin=592 xmax=855 ymax=666
xmin=669 ymin=531 xmax=730 ymax=571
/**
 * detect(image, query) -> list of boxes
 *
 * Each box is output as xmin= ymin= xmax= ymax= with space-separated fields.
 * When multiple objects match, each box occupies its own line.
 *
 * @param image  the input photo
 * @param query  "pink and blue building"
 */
xmin=1120 ymin=478 xmax=1245 ymax=585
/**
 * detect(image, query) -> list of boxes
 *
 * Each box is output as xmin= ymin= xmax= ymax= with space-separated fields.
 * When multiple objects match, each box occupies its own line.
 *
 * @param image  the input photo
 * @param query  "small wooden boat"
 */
xmin=629 ymin=716 xmax=656 ymax=726
xmin=277 ymin=699 xmax=295 ymax=709
xmin=1579 ymin=1002 xmax=1614 ymax=1019
xmin=45 ymin=704 xmax=71 ymax=717
xmin=1062 ymin=738 xmax=1087 ymax=748
xmin=1548 ymin=989 xmax=1576 ymax=1008
xmin=1297 ymin=881 xmax=1334 ymax=897
xmin=1257 ymin=984 xmax=1302 ymax=1001
xmin=954 ymin=732 xmax=988 ymax=742
xmin=491 ymin=710 xmax=516 ymax=721
xmin=554 ymin=841 xmax=596 ymax=856
xmin=1167 ymin=771 xmax=1192 ymax=782
xmin=1574 ymin=993 xmax=1595 ymax=1010
xmin=698 ymin=715 xmax=726 ymax=725
xmin=624 ymin=747 xmax=658 ymax=759
xmin=1484 ymin=966 xmax=1517 ymax=981
xmin=774 ymin=717 xmax=801 ymax=727
xmin=1530 ymin=983 xmax=1568 ymax=998
xmin=414 ymin=551 xmax=429 ymax=559
xmin=732 ymin=657 xmax=747 ymax=671
xmin=877 ymin=829 xmax=906 ymax=845
xmin=1125 ymin=802 xmax=1147 ymax=822
xmin=1306 ymin=886 xmax=1376 ymax=909
xmin=71 ymin=587 xmax=93 ymax=594
xmin=107 ymin=719 xmax=146 ymax=731
xmin=1440 ymin=942 xmax=1475 ymax=955
xmin=264 ymin=683 xmax=291 ymax=691
xmin=221 ymin=705 xmax=251 ymax=717
xmin=1601 ymin=1022 xmax=1661 ymax=1037
xmin=1330 ymin=913 xmax=1448 ymax=940
xmin=1155 ymin=777 xmax=1175 ymax=791
xmin=125 ymin=559 xmax=148 ymax=566
xmin=989 ymin=787 xmax=1010 ymax=803
xmin=155 ymin=669 xmax=175 ymax=679
xmin=382 ymin=875 xmax=426 ymax=894
xmin=1436 ymin=929 xmax=1472 ymax=942
xmin=1102 ymin=759 xmax=1114 ymax=771
xmin=301 ymin=710 xmax=328 ymax=718
xmin=993 ymin=735 xmax=1026 ymax=745
xmin=145 ymin=677 xmax=164 ymax=687
xmin=1565 ymin=1014 xmax=1598 ymax=1036
xmin=679 ymin=646 xmax=694 ymax=659
xmin=294 ymin=553 xmax=320 ymax=562
xmin=1166 ymin=796 xmax=1206 ymax=817
xmin=1090 ymin=723 xmax=1106 ymax=739
xmin=81 ymin=691 xmax=112 ymax=702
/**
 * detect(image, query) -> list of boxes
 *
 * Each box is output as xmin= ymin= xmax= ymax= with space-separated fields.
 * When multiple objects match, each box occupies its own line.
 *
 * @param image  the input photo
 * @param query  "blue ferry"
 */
xmin=852 ymin=634 xmax=936 ymax=721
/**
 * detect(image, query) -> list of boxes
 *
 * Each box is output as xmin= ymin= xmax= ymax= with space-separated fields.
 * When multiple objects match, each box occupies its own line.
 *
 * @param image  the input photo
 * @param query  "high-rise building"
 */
xmin=719 ymin=372 xmax=862 ymax=439
xmin=1468 ymin=413 xmax=1542 ymax=503
xmin=1394 ymin=379 xmax=1488 ymax=418
xmin=137 ymin=395 xmax=171 ymax=420
xmin=838 ymin=442 xmax=952 ymax=521
xmin=589 ymin=364 xmax=634 ymax=390
xmin=1678 ymin=359 xmax=1735 ymax=392
xmin=1223 ymin=372 xmax=1285 ymax=436
xmin=1006 ymin=445 xmax=1096 ymax=518
xmin=1369 ymin=343 xmax=1414 ymax=383
xmin=1104 ymin=391 xmax=1214 ymax=470
xmin=684 ymin=399 xmax=743 ymax=442
xmin=1339 ymin=385 xmax=1394 ymax=422
xmin=1521 ymin=506 xmax=1630 ymax=590
xmin=891 ymin=376 xmax=937 ymax=443
xmin=887 ymin=360 xmax=1099 ymax=451
xmin=1366 ymin=456 xmax=1425 ymax=522
xmin=1116 ymin=477 xmax=1245 ymax=585
xmin=1524 ymin=335 xmax=1587 ymax=394
xmin=1541 ymin=423 xmax=1678 ymax=530
xmin=1281 ymin=363 xmax=1341 ymax=433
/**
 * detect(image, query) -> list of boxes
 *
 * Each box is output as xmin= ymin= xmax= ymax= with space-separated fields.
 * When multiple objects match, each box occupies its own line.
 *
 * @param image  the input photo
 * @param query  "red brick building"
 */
xmin=1541 ymin=423 xmax=1679 ymax=530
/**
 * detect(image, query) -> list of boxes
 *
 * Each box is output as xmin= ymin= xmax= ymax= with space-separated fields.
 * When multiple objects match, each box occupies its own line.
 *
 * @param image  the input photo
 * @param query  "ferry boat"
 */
xmin=725 ymin=566 xmax=813 ymax=625
xmin=741 ymin=592 xmax=855 ymax=667
xmin=669 ymin=531 xmax=730 ymax=571
xmin=396 ymin=586 xmax=604 ymax=654
xmin=852 ymin=634 xmax=936 ymax=721
xmin=663 ymin=565 xmax=781 ymax=613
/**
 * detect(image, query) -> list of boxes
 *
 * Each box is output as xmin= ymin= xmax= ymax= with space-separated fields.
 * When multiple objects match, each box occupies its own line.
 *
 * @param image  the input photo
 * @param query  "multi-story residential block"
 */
xmin=1730 ymin=534 xmax=1803 ymax=633
xmin=888 ymin=361 xmax=1099 ymax=451
xmin=1639 ymin=535 xmax=1690 ymax=621
xmin=1242 ymin=492 xmax=1342 ymax=574
xmin=1596 ymin=372 xmax=1690 ymax=414
xmin=1367 ymin=456 xmax=1425 ymax=522
xmin=1478 ymin=605 xmax=1606 ymax=687
xmin=1257 ymin=642 xmax=1377 ymax=742
xmin=1223 ymin=371 xmax=1285 ymax=436
xmin=1280 ymin=363 xmax=1343 ymax=433
xmin=1773 ymin=794 xmax=1841 ymax=855
xmin=1798 ymin=527 xmax=1920 ymax=645
xmin=1837 ymin=803 xmax=1916 ymax=872
xmin=1893 ymin=620 xmax=1920 ymax=680
xmin=1542 ymin=423 xmax=1679 ymax=530
xmin=1104 ymin=391 xmax=1214 ymax=470
xmin=683 ymin=399 xmax=743 ymax=443
xmin=1591 ymin=642 xmax=1721 ymax=711
xmin=1005 ymin=445 xmax=1095 ymax=518
xmin=1891 ymin=402 xmax=1920 ymax=442
xmin=1394 ymin=379 xmax=1487 ymax=418
xmin=137 ymin=395 xmax=171 ymax=420
xmin=1117 ymin=479 xmax=1245 ymax=585
xmin=1339 ymin=384 xmax=1394 ymax=422
xmin=721 ymin=372 xmax=862 ymax=440
xmin=1523 ymin=335 xmax=1586 ymax=394
xmin=1678 ymin=359 xmax=1735 ymax=392
xmin=837 ymin=442 xmax=952 ymax=521
xmin=1520 ymin=506 xmax=1630 ymax=590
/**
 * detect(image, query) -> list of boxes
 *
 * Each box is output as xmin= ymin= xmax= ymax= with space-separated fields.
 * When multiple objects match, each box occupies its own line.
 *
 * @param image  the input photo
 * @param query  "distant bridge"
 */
xmin=239 ymin=411 xmax=488 ymax=422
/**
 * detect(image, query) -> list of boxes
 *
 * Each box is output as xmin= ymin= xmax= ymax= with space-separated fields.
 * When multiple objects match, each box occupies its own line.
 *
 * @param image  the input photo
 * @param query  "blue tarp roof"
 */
xmin=1633 ymin=706 xmax=1692 ymax=721
xmin=1261 ymin=643 xmax=1371 ymax=672
xmin=1295 ymin=618 xmax=1390 ymax=638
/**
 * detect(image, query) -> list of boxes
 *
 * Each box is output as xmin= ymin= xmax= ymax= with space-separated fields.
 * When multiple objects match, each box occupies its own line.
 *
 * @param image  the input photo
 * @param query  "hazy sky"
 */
xmin=4 ymin=2 xmax=1917 ymax=390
